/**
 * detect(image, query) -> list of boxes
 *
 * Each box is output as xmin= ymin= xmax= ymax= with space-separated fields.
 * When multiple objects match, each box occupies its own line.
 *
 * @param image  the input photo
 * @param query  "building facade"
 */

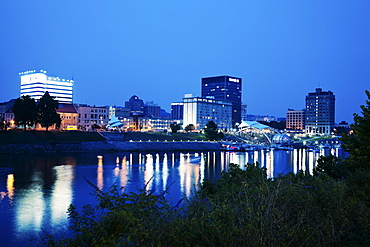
xmin=20 ymin=70 xmax=73 ymax=103
xmin=171 ymin=102 xmax=184 ymax=121
xmin=144 ymin=101 xmax=161 ymax=118
xmin=305 ymin=88 xmax=335 ymax=135
xmin=286 ymin=109 xmax=305 ymax=131
xmin=183 ymin=94 xmax=232 ymax=130
xmin=57 ymin=104 xmax=79 ymax=130
xmin=0 ymin=99 xmax=16 ymax=128
xmin=201 ymin=75 xmax=242 ymax=127
xmin=76 ymin=104 xmax=110 ymax=131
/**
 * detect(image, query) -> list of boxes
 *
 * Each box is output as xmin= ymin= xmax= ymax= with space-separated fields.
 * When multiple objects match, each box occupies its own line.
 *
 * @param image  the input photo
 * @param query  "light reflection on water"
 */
xmin=0 ymin=148 xmax=347 ymax=246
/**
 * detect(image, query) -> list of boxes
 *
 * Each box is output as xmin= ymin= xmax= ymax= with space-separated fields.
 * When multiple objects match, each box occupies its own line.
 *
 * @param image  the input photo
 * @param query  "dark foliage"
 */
xmin=170 ymin=123 xmax=181 ymax=133
xmin=43 ymin=162 xmax=370 ymax=246
xmin=0 ymin=118 xmax=7 ymax=130
xmin=341 ymin=90 xmax=370 ymax=171
xmin=37 ymin=92 xmax=61 ymax=131
xmin=203 ymin=121 xmax=224 ymax=141
xmin=12 ymin=95 xmax=37 ymax=131
xmin=184 ymin=124 xmax=195 ymax=132
xmin=313 ymin=154 xmax=348 ymax=180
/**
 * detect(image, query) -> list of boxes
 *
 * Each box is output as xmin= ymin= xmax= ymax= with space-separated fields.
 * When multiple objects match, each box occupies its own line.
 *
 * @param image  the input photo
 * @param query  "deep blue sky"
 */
xmin=1 ymin=0 xmax=369 ymax=123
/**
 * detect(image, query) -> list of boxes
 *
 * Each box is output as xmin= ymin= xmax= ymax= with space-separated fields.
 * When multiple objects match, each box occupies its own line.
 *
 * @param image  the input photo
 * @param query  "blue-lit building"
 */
xmin=171 ymin=102 xmax=184 ymax=121
xmin=305 ymin=88 xmax=335 ymax=135
xmin=183 ymin=94 xmax=232 ymax=130
xmin=201 ymin=75 xmax=242 ymax=127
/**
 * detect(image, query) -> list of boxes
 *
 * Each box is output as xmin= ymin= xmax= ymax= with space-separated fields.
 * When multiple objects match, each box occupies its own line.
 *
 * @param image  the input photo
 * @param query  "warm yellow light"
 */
xmin=7 ymin=174 xmax=14 ymax=199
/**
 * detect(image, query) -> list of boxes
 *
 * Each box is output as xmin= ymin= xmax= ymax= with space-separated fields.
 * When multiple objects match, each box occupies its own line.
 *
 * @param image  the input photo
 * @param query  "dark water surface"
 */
xmin=0 ymin=148 xmax=346 ymax=246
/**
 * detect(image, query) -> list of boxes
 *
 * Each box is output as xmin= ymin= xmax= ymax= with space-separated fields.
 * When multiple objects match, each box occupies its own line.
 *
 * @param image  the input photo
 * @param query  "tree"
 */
xmin=184 ymin=124 xmax=195 ymax=132
xmin=341 ymin=90 xmax=370 ymax=171
xmin=37 ymin=92 xmax=61 ymax=131
xmin=12 ymin=95 xmax=37 ymax=131
xmin=0 ymin=118 xmax=5 ymax=130
xmin=91 ymin=123 xmax=101 ymax=131
xmin=170 ymin=123 xmax=181 ymax=133
xmin=313 ymin=155 xmax=347 ymax=180
xmin=203 ymin=121 xmax=224 ymax=141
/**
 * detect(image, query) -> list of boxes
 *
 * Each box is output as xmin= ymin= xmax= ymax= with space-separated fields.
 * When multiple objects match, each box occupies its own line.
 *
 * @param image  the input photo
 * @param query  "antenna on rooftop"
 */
xmin=71 ymin=71 xmax=74 ymax=81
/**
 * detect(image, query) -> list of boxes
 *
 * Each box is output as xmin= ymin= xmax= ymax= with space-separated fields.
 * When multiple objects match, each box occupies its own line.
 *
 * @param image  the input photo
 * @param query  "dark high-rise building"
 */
xmin=201 ymin=75 xmax=242 ymax=127
xmin=171 ymin=102 xmax=183 ymax=120
xmin=125 ymin=95 xmax=144 ymax=130
xmin=144 ymin=101 xmax=161 ymax=118
xmin=305 ymin=88 xmax=335 ymax=135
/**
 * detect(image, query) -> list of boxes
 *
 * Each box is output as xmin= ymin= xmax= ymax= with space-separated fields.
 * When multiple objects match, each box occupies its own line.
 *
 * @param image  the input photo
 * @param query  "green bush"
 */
xmin=43 ymin=163 xmax=370 ymax=246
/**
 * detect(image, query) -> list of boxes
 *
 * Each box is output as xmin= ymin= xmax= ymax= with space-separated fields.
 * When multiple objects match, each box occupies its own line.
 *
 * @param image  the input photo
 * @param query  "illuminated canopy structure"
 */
xmin=238 ymin=121 xmax=274 ymax=133
xmin=107 ymin=115 xmax=123 ymax=129
xmin=272 ymin=134 xmax=291 ymax=144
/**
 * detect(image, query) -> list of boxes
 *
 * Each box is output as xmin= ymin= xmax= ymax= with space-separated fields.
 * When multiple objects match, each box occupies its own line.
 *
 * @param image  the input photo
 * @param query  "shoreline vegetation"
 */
xmin=42 ymin=162 xmax=370 ymax=246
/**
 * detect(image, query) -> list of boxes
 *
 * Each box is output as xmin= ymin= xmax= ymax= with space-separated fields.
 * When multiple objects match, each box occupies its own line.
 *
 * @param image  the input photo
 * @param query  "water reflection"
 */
xmin=97 ymin=156 xmax=103 ymax=190
xmin=50 ymin=164 xmax=73 ymax=228
xmin=0 ymin=149 xmax=347 ymax=246
xmin=7 ymin=174 xmax=14 ymax=200
xmin=15 ymin=172 xmax=45 ymax=233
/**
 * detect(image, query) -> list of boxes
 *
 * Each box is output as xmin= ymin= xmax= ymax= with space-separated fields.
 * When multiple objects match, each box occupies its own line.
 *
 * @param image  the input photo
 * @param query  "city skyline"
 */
xmin=1 ymin=1 xmax=370 ymax=124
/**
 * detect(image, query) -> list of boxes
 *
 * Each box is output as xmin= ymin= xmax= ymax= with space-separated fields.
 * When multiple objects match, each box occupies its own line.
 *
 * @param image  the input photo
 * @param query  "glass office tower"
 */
xmin=201 ymin=75 xmax=242 ymax=128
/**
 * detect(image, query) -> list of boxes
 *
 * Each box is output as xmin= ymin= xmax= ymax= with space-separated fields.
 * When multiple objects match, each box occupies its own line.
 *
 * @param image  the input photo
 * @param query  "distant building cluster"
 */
xmin=0 ymin=70 xmax=342 ymax=135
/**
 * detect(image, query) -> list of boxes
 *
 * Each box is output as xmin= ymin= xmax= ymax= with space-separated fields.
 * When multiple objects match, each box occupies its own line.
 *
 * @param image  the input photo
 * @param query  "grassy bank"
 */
xmin=0 ymin=130 xmax=208 ymax=144
xmin=0 ymin=130 xmax=106 ymax=144
xmin=112 ymin=131 xmax=207 ymax=141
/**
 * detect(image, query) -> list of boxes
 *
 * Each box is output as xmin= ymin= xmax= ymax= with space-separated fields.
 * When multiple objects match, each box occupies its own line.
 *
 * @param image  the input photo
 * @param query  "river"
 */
xmin=0 ymin=148 xmax=346 ymax=246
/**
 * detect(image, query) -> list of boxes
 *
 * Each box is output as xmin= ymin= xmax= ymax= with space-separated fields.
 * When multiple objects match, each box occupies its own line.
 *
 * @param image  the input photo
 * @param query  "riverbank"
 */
xmin=0 ymin=130 xmax=207 ymax=143
xmin=0 ymin=131 xmax=222 ymax=153
xmin=0 ymin=141 xmax=222 ymax=153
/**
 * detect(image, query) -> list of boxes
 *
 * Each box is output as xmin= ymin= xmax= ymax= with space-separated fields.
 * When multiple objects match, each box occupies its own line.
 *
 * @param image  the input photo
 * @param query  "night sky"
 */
xmin=1 ymin=0 xmax=369 ymax=123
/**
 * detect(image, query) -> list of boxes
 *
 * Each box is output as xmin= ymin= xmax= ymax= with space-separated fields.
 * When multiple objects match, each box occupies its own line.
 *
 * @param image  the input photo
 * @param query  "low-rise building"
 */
xmin=75 ymin=104 xmax=110 ymax=131
xmin=0 ymin=99 xmax=16 ymax=128
xmin=58 ymin=103 xmax=79 ymax=130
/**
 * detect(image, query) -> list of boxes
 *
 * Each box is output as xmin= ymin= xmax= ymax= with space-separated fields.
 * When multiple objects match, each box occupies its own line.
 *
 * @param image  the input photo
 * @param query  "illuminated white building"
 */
xmin=75 ymin=104 xmax=110 ymax=130
xmin=183 ymin=94 xmax=232 ymax=130
xmin=20 ymin=70 xmax=73 ymax=103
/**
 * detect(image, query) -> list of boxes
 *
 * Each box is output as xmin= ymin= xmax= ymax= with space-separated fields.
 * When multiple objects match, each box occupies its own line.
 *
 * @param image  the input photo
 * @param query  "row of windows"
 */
xmin=61 ymin=115 xmax=76 ymax=120
xmin=91 ymin=109 xmax=107 ymax=113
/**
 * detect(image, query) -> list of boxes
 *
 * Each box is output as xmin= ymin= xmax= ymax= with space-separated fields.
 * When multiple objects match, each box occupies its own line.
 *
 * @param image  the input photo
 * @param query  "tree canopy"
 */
xmin=341 ymin=90 xmax=370 ymax=171
xmin=203 ymin=121 xmax=224 ymax=140
xmin=37 ymin=92 xmax=61 ymax=131
xmin=170 ymin=123 xmax=181 ymax=133
xmin=184 ymin=124 xmax=195 ymax=132
xmin=0 ymin=118 xmax=6 ymax=130
xmin=12 ymin=95 xmax=37 ymax=131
